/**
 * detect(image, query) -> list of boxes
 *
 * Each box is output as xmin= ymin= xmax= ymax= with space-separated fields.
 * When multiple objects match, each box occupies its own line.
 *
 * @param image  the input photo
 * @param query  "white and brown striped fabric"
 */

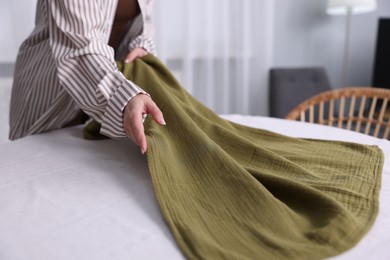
xmin=9 ymin=0 xmax=156 ymax=140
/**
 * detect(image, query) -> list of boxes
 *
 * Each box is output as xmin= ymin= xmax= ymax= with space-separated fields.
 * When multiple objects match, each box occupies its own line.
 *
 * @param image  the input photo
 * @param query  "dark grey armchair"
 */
xmin=269 ymin=67 xmax=331 ymax=118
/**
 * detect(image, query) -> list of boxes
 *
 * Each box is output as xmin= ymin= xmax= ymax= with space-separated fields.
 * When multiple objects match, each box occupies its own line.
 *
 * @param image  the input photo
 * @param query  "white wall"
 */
xmin=273 ymin=0 xmax=390 ymax=89
xmin=0 ymin=0 xmax=36 ymax=63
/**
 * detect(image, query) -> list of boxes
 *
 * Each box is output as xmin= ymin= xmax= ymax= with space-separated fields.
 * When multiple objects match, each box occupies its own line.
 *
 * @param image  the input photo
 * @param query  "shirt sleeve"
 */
xmin=128 ymin=0 xmax=157 ymax=55
xmin=47 ymin=0 xmax=145 ymax=139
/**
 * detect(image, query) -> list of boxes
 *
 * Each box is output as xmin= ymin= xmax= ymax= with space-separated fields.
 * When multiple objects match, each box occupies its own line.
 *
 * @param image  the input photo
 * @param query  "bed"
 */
xmin=0 ymin=115 xmax=389 ymax=260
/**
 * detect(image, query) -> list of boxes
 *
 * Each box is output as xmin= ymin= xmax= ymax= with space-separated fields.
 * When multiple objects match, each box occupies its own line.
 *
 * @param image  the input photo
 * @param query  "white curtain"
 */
xmin=154 ymin=0 xmax=274 ymax=115
xmin=0 ymin=0 xmax=274 ymax=116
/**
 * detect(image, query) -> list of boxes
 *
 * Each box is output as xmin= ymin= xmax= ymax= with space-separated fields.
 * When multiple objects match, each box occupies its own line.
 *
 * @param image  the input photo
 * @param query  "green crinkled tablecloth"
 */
xmin=86 ymin=54 xmax=383 ymax=259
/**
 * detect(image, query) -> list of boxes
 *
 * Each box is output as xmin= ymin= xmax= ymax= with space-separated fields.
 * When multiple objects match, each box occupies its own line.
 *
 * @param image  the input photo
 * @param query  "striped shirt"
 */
xmin=9 ymin=0 xmax=156 ymax=140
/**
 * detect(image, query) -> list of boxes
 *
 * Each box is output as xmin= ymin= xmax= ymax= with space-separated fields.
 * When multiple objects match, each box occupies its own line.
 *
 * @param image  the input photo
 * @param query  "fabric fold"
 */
xmin=112 ymin=54 xmax=383 ymax=259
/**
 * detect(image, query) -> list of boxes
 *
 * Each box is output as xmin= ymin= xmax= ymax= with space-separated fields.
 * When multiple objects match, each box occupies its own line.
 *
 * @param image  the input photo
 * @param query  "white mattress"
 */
xmin=0 ymin=115 xmax=389 ymax=260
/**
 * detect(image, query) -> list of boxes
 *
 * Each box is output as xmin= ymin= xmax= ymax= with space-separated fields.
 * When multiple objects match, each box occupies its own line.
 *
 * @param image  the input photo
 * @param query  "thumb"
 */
xmin=125 ymin=52 xmax=137 ymax=63
xmin=146 ymin=100 xmax=166 ymax=125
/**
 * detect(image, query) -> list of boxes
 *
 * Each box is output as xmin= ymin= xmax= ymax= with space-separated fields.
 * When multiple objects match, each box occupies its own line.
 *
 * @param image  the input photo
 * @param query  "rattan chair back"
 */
xmin=285 ymin=87 xmax=390 ymax=139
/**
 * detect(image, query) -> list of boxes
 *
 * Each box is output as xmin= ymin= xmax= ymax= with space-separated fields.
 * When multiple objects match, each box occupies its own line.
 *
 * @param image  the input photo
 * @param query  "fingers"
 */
xmin=124 ymin=94 xmax=165 ymax=154
xmin=131 ymin=112 xmax=147 ymax=154
xmin=124 ymin=48 xmax=147 ymax=64
xmin=124 ymin=51 xmax=137 ymax=64
xmin=123 ymin=111 xmax=139 ymax=149
xmin=124 ymin=109 xmax=147 ymax=154
xmin=146 ymin=100 xmax=166 ymax=126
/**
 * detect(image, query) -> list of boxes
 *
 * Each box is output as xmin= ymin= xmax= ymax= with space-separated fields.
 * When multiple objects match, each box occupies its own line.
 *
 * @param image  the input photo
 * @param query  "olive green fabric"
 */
xmin=83 ymin=119 xmax=109 ymax=140
xmin=88 ymin=55 xmax=383 ymax=259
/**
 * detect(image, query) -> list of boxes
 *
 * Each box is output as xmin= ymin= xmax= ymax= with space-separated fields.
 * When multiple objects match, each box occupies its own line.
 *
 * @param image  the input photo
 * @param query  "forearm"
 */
xmin=48 ymin=0 xmax=145 ymax=139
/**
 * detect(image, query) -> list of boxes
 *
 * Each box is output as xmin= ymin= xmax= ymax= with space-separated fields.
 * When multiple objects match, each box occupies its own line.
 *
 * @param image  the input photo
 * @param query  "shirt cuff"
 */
xmin=99 ymin=79 xmax=146 ymax=139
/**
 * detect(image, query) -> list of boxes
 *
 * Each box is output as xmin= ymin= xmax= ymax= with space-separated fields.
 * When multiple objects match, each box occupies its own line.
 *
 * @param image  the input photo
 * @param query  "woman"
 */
xmin=9 ymin=0 xmax=165 ymax=154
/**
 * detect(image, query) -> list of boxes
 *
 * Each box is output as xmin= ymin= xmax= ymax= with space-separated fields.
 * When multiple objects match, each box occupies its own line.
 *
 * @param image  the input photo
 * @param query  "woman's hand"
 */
xmin=124 ymin=93 xmax=166 ymax=154
xmin=124 ymin=47 xmax=148 ymax=63
xmin=123 ymin=48 xmax=161 ymax=154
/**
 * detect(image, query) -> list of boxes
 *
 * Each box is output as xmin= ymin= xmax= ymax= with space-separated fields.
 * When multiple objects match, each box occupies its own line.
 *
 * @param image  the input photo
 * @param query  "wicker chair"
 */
xmin=285 ymin=87 xmax=390 ymax=139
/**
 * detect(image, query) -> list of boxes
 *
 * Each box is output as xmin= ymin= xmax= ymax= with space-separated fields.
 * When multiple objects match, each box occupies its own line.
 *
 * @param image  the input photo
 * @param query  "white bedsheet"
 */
xmin=0 ymin=115 xmax=389 ymax=260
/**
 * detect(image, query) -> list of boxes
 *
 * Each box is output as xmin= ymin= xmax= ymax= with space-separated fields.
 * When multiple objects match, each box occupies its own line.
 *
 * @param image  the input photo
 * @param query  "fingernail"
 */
xmin=160 ymin=118 xmax=166 ymax=125
xmin=141 ymin=148 xmax=146 ymax=154
xmin=125 ymin=59 xmax=130 ymax=64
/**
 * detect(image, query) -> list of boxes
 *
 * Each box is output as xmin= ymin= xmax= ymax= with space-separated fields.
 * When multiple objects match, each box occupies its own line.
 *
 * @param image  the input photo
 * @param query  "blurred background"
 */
xmin=1 ymin=0 xmax=389 ymax=144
